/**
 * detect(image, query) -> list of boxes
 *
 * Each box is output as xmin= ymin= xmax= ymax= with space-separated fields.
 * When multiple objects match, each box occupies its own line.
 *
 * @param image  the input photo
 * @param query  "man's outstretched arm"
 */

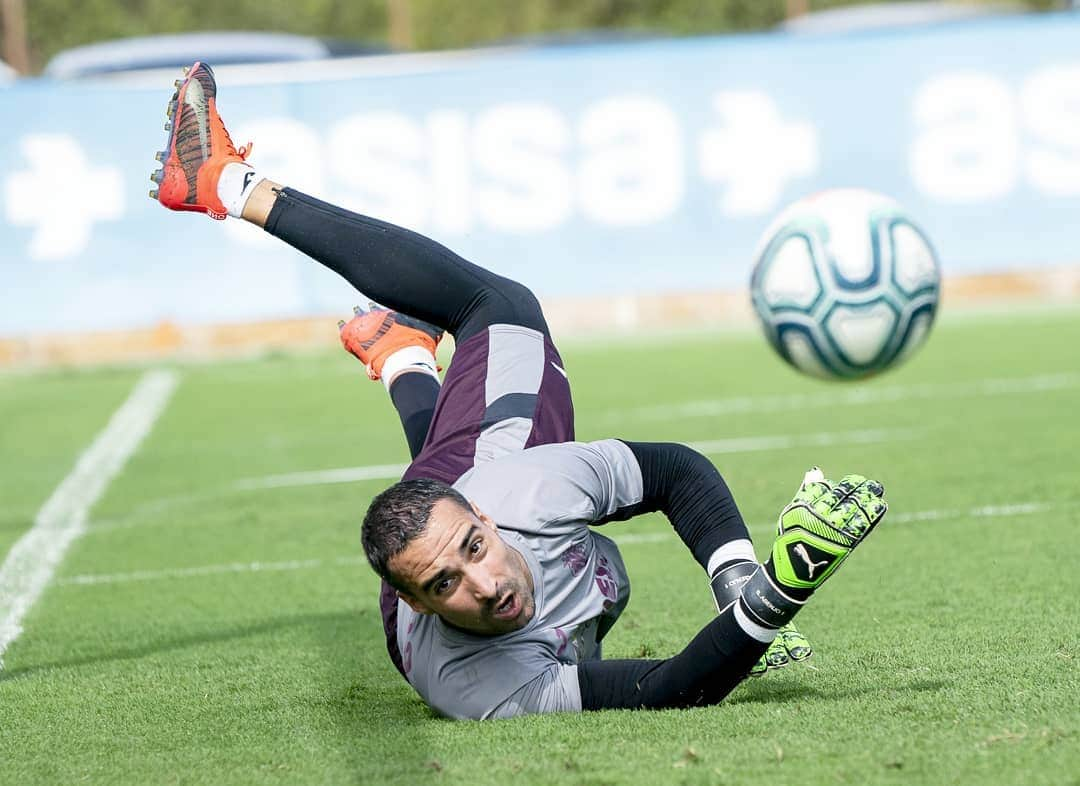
xmin=596 ymin=441 xmax=814 ymax=672
xmin=599 ymin=441 xmax=754 ymax=582
xmin=587 ymin=440 xmax=772 ymax=697
xmin=592 ymin=440 xmax=778 ymax=630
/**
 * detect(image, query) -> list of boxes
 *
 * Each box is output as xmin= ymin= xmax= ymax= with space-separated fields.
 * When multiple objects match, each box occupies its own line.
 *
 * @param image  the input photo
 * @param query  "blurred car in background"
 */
xmin=43 ymin=31 xmax=390 ymax=80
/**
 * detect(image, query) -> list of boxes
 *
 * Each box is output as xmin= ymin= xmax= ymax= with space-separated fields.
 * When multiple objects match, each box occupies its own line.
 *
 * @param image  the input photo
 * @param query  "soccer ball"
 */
xmin=749 ymin=188 xmax=941 ymax=380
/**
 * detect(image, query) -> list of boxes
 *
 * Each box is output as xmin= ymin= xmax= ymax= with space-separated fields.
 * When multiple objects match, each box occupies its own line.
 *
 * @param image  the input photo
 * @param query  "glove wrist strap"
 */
xmin=739 ymin=565 xmax=805 ymax=629
xmin=709 ymin=560 xmax=757 ymax=613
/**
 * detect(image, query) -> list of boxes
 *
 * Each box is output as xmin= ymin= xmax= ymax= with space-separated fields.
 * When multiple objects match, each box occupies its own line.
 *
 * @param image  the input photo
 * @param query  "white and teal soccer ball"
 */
xmin=750 ymin=188 xmax=941 ymax=380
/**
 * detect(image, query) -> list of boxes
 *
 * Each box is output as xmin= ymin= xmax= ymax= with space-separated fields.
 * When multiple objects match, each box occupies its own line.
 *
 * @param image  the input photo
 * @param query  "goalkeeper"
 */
xmin=151 ymin=62 xmax=889 ymax=720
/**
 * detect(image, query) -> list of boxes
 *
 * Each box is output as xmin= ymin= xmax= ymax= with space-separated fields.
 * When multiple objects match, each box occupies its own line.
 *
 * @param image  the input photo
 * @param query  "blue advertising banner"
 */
xmin=2 ymin=12 xmax=1079 ymax=334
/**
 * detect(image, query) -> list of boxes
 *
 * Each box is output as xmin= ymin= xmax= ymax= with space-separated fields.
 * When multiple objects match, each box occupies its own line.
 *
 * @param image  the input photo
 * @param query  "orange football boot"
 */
xmin=150 ymin=62 xmax=251 ymax=220
xmin=339 ymin=305 xmax=444 ymax=381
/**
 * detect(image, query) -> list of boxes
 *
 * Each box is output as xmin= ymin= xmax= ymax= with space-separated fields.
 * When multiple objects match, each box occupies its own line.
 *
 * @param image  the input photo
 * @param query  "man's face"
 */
xmin=389 ymin=498 xmax=536 ymax=636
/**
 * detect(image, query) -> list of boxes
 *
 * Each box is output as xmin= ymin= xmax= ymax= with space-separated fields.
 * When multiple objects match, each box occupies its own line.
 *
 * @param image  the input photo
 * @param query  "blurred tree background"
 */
xmin=0 ymin=0 xmax=1064 ymax=73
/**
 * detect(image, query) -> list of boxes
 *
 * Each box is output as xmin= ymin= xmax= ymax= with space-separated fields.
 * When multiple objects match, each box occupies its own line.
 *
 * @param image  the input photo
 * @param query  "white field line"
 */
xmin=223 ymin=428 xmax=915 ymax=494
xmin=606 ymin=371 xmax=1080 ymax=423
xmin=0 ymin=370 xmax=178 ymax=668
xmin=57 ymin=500 xmax=1051 ymax=587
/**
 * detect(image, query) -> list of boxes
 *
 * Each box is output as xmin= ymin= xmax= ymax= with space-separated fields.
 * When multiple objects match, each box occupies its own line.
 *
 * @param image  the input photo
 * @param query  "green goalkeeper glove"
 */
xmin=769 ymin=468 xmax=887 ymax=593
xmin=738 ymin=468 xmax=888 ymax=633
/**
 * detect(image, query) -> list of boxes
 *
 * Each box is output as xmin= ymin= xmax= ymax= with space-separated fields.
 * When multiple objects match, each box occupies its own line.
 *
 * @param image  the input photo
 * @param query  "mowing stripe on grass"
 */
xmin=610 ymin=371 xmax=1080 ymax=422
xmin=228 ymin=428 xmax=915 ymax=492
xmin=0 ymin=370 xmax=178 ymax=669
xmin=56 ymin=500 xmax=1050 ymax=587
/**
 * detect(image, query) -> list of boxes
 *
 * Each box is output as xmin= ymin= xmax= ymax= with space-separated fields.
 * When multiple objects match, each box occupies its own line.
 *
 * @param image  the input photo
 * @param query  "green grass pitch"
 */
xmin=1 ymin=307 xmax=1078 ymax=786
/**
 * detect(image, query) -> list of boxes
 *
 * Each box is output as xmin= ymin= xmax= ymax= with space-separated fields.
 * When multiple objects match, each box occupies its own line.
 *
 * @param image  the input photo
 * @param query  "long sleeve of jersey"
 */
xmin=597 ymin=441 xmax=750 ymax=571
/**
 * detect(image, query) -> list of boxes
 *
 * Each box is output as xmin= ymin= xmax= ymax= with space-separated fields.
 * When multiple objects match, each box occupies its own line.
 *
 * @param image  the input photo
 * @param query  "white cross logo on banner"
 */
xmin=4 ymin=134 xmax=125 ymax=260
xmin=698 ymin=91 xmax=819 ymax=217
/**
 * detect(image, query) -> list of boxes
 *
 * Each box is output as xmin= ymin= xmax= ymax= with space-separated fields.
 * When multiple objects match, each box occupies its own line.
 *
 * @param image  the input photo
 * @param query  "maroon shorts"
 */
xmin=380 ymin=324 xmax=574 ymax=676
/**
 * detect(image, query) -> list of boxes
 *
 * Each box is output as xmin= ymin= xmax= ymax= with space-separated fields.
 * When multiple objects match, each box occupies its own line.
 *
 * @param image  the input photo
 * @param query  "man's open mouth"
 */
xmin=493 ymin=592 xmax=520 ymax=620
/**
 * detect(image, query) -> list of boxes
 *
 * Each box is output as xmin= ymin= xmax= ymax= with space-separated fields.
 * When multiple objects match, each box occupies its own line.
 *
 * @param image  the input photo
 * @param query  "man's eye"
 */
xmin=470 ymin=539 xmax=483 ymax=555
xmin=434 ymin=578 xmax=453 ymax=595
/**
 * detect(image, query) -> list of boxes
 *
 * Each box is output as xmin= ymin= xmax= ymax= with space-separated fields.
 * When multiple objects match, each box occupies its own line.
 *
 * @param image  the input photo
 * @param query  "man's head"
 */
xmin=362 ymin=479 xmax=536 ymax=635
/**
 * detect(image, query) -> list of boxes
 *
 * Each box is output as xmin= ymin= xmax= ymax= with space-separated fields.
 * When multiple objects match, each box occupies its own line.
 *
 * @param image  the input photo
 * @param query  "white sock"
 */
xmin=380 ymin=346 xmax=440 ymax=392
xmin=217 ymin=162 xmax=264 ymax=218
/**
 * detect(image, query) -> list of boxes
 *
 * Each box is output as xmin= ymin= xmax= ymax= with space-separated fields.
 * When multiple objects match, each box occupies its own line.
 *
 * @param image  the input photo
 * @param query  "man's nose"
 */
xmin=465 ymin=567 xmax=497 ymax=600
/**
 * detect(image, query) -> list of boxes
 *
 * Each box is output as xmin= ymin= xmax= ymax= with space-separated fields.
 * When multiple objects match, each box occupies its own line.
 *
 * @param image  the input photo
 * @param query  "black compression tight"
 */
xmin=263 ymin=188 xmax=548 ymax=344
xmin=390 ymin=373 xmax=441 ymax=460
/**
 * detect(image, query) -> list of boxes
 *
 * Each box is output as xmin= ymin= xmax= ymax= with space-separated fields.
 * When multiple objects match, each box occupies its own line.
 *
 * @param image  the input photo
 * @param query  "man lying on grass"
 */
xmin=152 ymin=61 xmax=889 ymax=719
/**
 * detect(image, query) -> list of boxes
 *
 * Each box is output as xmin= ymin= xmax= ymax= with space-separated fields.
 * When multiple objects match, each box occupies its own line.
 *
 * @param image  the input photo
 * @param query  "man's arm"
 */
xmin=594 ymin=441 xmax=815 ymax=679
xmin=569 ymin=441 xmax=769 ymax=708
xmin=597 ymin=441 xmax=752 ymax=575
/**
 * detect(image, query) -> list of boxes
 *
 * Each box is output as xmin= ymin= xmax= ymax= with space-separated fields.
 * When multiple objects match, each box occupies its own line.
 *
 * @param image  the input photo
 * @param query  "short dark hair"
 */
xmin=362 ymin=478 xmax=471 ymax=590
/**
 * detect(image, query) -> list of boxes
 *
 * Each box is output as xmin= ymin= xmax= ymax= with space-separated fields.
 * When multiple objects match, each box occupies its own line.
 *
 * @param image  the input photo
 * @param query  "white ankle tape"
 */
xmin=218 ymin=163 xmax=263 ymax=218
xmin=381 ymin=346 xmax=440 ymax=392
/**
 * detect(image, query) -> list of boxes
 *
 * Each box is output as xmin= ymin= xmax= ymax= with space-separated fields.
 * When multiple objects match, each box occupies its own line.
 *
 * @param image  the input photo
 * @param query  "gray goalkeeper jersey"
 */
xmin=395 ymin=439 xmax=644 ymax=720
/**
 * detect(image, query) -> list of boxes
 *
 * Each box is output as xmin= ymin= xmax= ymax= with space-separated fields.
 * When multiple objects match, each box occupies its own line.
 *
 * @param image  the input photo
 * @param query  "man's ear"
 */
xmin=397 ymin=590 xmax=434 ymax=615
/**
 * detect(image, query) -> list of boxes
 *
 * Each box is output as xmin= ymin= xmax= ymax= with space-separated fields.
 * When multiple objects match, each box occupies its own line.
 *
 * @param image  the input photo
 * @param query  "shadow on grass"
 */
xmin=729 ymin=677 xmax=950 ymax=705
xmin=0 ymin=610 xmax=358 ymax=683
